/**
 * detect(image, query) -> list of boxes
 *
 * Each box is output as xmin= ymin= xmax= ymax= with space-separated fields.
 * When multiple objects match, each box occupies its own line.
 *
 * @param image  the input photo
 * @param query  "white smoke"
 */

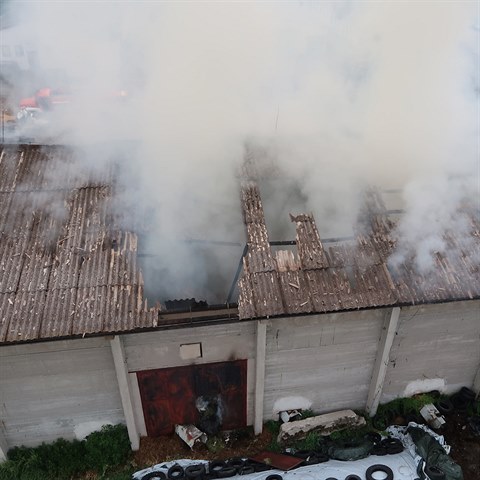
xmin=4 ymin=1 xmax=478 ymax=301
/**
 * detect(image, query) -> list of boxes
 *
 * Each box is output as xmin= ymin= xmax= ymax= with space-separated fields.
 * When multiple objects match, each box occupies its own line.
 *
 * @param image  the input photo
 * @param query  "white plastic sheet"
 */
xmin=133 ymin=424 xmax=449 ymax=480
xmin=133 ymin=455 xmax=418 ymax=480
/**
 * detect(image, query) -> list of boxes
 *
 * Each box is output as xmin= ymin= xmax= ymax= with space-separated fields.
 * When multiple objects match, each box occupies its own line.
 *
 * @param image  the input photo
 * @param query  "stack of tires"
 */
xmin=436 ymin=387 xmax=476 ymax=416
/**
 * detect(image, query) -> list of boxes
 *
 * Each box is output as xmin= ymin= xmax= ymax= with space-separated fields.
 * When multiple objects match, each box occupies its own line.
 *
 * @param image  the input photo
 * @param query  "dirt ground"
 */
xmin=442 ymin=412 xmax=480 ymax=479
xmin=132 ymin=413 xmax=480 ymax=477
xmin=133 ymin=428 xmax=274 ymax=468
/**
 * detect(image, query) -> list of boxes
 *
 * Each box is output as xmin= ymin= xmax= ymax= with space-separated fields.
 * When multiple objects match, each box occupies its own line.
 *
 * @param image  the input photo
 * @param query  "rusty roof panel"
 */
xmin=0 ymin=294 xmax=16 ymax=342
xmin=292 ymin=214 xmax=329 ymax=269
xmin=0 ymin=145 xmax=159 ymax=344
xmin=0 ymin=193 xmax=12 ymax=227
xmin=72 ymin=285 xmax=144 ymax=335
xmin=17 ymin=247 xmax=53 ymax=292
xmin=241 ymin=183 xmax=265 ymax=224
xmin=4 ymin=290 xmax=46 ymax=342
xmin=244 ymin=248 xmax=276 ymax=273
xmin=0 ymin=148 xmax=23 ymax=192
xmin=248 ymin=272 xmax=284 ymax=318
xmin=277 ymin=270 xmax=313 ymax=314
xmin=237 ymin=275 xmax=256 ymax=320
xmin=238 ymin=182 xmax=479 ymax=319
xmin=0 ymin=236 xmax=24 ymax=293
xmin=41 ymin=288 xmax=77 ymax=338
xmin=246 ymin=222 xmax=270 ymax=246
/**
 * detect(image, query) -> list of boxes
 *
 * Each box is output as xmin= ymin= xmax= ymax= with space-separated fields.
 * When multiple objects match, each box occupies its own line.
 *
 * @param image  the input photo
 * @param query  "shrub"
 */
xmin=84 ymin=424 xmax=131 ymax=472
xmin=205 ymin=435 xmax=226 ymax=453
xmin=0 ymin=424 xmax=131 ymax=480
xmin=34 ymin=438 xmax=86 ymax=479
xmin=292 ymin=431 xmax=321 ymax=451
xmin=264 ymin=419 xmax=281 ymax=436
xmin=374 ymin=393 xmax=437 ymax=428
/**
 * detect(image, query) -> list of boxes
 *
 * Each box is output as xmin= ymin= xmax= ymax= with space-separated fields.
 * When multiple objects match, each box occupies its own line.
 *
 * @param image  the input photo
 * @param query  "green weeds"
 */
xmin=0 ymin=424 xmax=131 ymax=480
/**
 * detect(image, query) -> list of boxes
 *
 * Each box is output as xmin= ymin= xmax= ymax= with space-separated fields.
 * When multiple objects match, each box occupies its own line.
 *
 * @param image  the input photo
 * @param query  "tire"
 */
xmin=265 ymin=475 xmax=283 ymax=480
xmin=238 ymin=466 xmax=255 ymax=475
xmin=142 ymin=472 xmax=167 ymax=480
xmin=381 ymin=438 xmax=403 ymax=454
xmin=381 ymin=437 xmax=401 ymax=447
xmin=227 ymin=458 xmax=245 ymax=470
xmin=387 ymin=445 xmax=403 ymax=454
xmin=371 ymin=444 xmax=387 ymax=456
xmin=302 ymin=455 xmax=321 ymax=466
xmin=209 ymin=461 xmax=226 ymax=475
xmin=314 ymin=453 xmax=329 ymax=463
xmin=424 ymin=465 xmax=446 ymax=480
xmin=436 ymin=399 xmax=453 ymax=415
xmin=366 ymin=464 xmax=393 ymax=480
xmin=294 ymin=449 xmax=315 ymax=459
xmin=253 ymin=463 xmax=271 ymax=473
xmin=328 ymin=439 xmax=372 ymax=461
xmin=168 ymin=466 xmax=184 ymax=480
xmin=364 ymin=432 xmax=381 ymax=444
xmin=216 ymin=467 xmax=237 ymax=479
xmin=451 ymin=393 xmax=469 ymax=412
xmin=185 ymin=465 xmax=206 ymax=480
xmin=459 ymin=387 xmax=475 ymax=401
xmin=345 ymin=476 xmax=361 ymax=480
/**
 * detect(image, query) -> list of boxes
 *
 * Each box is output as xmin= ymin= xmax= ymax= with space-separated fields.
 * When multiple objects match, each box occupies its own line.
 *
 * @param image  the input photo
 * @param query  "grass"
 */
xmin=373 ymin=393 xmax=438 ymax=427
xmin=0 ymin=425 xmax=132 ymax=480
xmin=3 ymin=393 xmax=476 ymax=479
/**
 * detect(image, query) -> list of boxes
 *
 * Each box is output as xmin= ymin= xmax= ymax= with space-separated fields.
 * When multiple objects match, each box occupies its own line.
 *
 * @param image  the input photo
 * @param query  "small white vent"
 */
xmin=180 ymin=342 xmax=202 ymax=360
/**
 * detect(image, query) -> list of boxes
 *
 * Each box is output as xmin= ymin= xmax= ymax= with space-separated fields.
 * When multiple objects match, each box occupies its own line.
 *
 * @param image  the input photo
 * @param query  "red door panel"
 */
xmin=137 ymin=360 xmax=247 ymax=436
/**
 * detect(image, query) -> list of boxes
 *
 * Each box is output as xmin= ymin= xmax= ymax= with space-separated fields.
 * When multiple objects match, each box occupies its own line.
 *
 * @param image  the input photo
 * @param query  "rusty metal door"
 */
xmin=137 ymin=360 xmax=247 ymax=436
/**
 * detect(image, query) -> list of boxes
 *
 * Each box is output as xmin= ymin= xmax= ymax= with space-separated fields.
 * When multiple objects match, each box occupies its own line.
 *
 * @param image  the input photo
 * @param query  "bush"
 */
xmin=84 ymin=424 xmax=132 ymax=472
xmin=292 ymin=431 xmax=321 ymax=451
xmin=374 ymin=393 xmax=437 ymax=428
xmin=0 ymin=424 xmax=131 ymax=480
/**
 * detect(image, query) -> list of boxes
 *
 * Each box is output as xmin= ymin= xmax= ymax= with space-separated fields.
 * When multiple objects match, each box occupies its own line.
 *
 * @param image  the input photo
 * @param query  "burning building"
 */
xmin=0 ymin=143 xmax=478 ymax=457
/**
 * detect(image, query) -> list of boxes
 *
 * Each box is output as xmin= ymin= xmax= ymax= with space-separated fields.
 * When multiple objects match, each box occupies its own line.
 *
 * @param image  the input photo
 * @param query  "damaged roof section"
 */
xmin=238 ymin=183 xmax=480 ymax=319
xmin=0 ymin=145 xmax=157 ymax=344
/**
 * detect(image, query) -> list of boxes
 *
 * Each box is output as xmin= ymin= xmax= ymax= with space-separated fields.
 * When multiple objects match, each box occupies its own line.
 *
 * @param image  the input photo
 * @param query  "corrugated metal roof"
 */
xmin=238 ymin=184 xmax=480 ymax=319
xmin=0 ymin=145 xmax=158 ymax=344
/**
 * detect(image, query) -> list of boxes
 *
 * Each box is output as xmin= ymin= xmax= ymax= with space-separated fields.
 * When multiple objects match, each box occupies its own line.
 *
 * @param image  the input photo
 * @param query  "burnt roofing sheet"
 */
xmin=0 ymin=145 xmax=157 ymax=344
xmin=238 ymin=184 xmax=480 ymax=319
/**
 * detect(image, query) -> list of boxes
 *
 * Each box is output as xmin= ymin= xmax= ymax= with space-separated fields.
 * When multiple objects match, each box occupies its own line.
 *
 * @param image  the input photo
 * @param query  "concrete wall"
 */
xmin=0 ymin=337 xmax=124 ymax=448
xmin=381 ymin=300 xmax=480 ymax=402
xmin=263 ymin=309 xmax=387 ymax=419
xmin=1 ymin=299 xmax=479 ymax=452
xmin=123 ymin=321 xmax=257 ymax=427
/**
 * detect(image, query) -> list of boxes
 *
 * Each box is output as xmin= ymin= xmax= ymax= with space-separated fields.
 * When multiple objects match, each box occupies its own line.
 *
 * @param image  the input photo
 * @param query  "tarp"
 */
xmin=133 ymin=424 xmax=452 ymax=480
xmin=133 ymin=455 xmax=419 ymax=480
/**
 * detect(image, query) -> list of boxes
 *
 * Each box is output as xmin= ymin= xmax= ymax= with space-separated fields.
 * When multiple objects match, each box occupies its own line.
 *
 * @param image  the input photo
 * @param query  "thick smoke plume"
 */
xmin=3 ymin=2 xmax=478 ymax=302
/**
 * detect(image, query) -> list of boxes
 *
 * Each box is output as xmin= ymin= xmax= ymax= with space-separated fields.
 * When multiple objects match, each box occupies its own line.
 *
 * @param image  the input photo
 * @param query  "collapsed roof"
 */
xmin=238 ymin=183 xmax=480 ymax=319
xmin=0 ymin=144 xmax=158 ymax=343
xmin=0 ymin=144 xmax=478 ymax=344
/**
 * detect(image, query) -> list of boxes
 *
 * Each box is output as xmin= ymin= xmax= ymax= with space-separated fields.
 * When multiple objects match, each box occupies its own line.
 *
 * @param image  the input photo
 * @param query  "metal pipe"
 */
xmin=226 ymin=243 xmax=248 ymax=304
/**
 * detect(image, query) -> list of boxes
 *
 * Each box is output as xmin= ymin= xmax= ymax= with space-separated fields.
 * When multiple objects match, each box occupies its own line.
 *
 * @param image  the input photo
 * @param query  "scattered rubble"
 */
xmin=420 ymin=403 xmax=446 ymax=429
xmin=277 ymin=409 xmax=366 ymax=443
xmin=175 ymin=425 xmax=207 ymax=449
